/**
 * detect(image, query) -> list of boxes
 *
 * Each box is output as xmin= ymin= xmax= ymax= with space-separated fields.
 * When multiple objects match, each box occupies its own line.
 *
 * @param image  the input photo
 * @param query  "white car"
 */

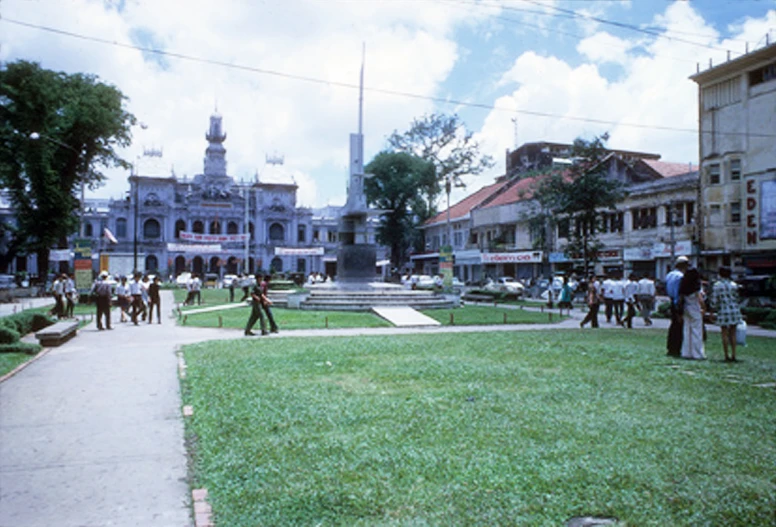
xmin=176 ymin=272 xmax=192 ymax=287
xmin=222 ymin=274 xmax=238 ymax=288
xmin=484 ymin=277 xmax=525 ymax=296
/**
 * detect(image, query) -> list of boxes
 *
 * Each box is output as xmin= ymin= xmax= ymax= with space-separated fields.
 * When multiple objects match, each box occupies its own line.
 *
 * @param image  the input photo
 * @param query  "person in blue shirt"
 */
xmin=665 ymin=256 xmax=689 ymax=356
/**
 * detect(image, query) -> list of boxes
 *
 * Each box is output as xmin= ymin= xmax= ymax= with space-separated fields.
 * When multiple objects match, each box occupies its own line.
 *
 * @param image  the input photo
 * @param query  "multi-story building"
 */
xmin=691 ymin=41 xmax=776 ymax=276
xmin=416 ymin=142 xmax=698 ymax=282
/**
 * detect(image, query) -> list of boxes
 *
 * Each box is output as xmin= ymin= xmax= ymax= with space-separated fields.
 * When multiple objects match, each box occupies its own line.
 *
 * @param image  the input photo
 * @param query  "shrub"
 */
xmin=0 ymin=326 xmax=21 ymax=344
xmin=760 ymin=310 xmax=776 ymax=330
xmin=0 ymin=341 xmax=41 ymax=355
xmin=0 ymin=311 xmax=54 ymax=339
xmin=741 ymin=307 xmax=774 ymax=326
xmin=655 ymin=301 xmax=671 ymax=319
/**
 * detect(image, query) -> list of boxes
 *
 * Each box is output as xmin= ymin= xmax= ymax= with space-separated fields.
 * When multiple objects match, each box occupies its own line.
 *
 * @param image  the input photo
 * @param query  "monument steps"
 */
xmin=299 ymin=289 xmax=455 ymax=311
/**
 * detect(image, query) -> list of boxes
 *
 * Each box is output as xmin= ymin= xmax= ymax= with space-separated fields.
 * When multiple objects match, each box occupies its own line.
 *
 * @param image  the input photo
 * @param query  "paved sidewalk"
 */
xmin=2 ymin=294 xmax=774 ymax=526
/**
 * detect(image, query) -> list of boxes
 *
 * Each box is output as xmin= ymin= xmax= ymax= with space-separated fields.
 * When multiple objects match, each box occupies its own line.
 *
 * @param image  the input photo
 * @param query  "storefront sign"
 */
xmin=549 ymin=252 xmax=570 ymax=263
xmin=652 ymin=240 xmax=692 ymax=258
xmin=761 ymin=178 xmax=776 ymax=240
xmin=623 ymin=246 xmax=653 ymax=261
xmin=746 ymin=178 xmax=759 ymax=245
xmin=275 ymin=247 xmax=325 ymax=256
xmin=481 ymin=251 xmax=543 ymax=264
xmin=179 ymin=231 xmax=248 ymax=243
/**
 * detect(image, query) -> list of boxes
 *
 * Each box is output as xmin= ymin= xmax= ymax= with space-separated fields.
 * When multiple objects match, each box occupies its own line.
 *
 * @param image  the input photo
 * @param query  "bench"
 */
xmin=35 ymin=320 xmax=79 ymax=347
xmin=462 ymin=293 xmax=496 ymax=303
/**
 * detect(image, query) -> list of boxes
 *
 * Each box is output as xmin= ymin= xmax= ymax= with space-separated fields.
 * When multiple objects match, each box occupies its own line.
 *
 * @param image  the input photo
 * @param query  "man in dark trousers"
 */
xmin=260 ymin=275 xmax=279 ymax=333
xmin=91 ymin=271 xmax=113 ymax=330
xmin=665 ymin=256 xmax=689 ymax=356
xmin=244 ymin=279 xmax=268 ymax=336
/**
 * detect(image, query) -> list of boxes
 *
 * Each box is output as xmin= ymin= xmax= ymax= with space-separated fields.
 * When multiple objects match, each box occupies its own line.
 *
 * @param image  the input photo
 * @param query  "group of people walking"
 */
xmin=90 ymin=272 xmax=162 ymax=330
xmin=49 ymin=273 xmax=77 ymax=320
xmin=244 ymin=275 xmax=279 ymax=337
xmin=579 ymin=273 xmax=657 ymax=329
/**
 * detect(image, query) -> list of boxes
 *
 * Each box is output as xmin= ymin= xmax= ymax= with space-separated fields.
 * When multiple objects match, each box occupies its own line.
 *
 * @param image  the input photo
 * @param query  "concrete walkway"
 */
xmin=1 ymin=294 xmax=774 ymax=526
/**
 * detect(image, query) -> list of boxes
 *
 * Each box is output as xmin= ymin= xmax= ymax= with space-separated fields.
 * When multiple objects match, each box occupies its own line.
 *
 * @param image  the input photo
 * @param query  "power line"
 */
xmin=2 ymin=17 xmax=774 ymax=139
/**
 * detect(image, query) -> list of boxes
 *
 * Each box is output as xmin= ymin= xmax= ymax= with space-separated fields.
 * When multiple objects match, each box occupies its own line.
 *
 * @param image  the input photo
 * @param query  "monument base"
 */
xmin=336 ymin=244 xmax=377 ymax=286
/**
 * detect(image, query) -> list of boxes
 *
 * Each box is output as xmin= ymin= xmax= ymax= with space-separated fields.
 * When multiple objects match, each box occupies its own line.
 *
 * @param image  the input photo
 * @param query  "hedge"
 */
xmin=0 ymin=341 xmax=42 ymax=355
xmin=0 ymin=326 xmax=21 ymax=345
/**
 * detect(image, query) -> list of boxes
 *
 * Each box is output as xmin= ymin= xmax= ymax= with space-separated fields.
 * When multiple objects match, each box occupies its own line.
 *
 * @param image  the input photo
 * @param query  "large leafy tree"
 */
xmin=364 ymin=152 xmax=436 ymax=271
xmin=0 ymin=60 xmax=135 ymax=276
xmin=531 ymin=135 xmax=625 ymax=274
xmin=388 ymin=113 xmax=494 ymax=218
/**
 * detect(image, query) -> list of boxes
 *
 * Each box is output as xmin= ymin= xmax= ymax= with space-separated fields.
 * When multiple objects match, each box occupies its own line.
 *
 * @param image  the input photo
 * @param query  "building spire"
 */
xmin=358 ymin=42 xmax=365 ymax=137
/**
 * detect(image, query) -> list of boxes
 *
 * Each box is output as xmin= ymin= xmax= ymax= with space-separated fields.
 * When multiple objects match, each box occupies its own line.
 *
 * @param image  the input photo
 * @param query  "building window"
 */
xmin=313 ymin=228 xmax=320 ymax=242
xmin=144 ymin=218 xmax=161 ymax=239
xmin=84 ymin=222 xmax=93 ymax=237
xmin=701 ymin=77 xmax=741 ymax=110
xmin=298 ymin=225 xmax=306 ymax=243
xmin=115 ymin=218 xmax=127 ymax=238
xmin=634 ymin=207 xmax=657 ymax=230
xmin=248 ymin=222 xmax=255 ymax=240
xmin=706 ymin=163 xmax=721 ymax=185
xmin=145 ymin=254 xmax=158 ymax=272
xmin=227 ymin=221 xmax=238 ymax=235
xmin=666 ymin=203 xmax=684 ymax=227
xmin=269 ymin=223 xmax=284 ymax=242
xmin=192 ymin=220 xmax=204 ymax=234
xmin=175 ymin=219 xmax=186 ymax=238
xmin=709 ymin=204 xmax=722 ymax=226
xmin=209 ymin=220 xmax=221 ymax=235
xmin=730 ymin=201 xmax=741 ymax=224
xmin=327 ymin=230 xmax=336 ymax=243
xmin=270 ymin=257 xmax=283 ymax=272
xmin=749 ymin=61 xmax=776 ymax=87
xmin=453 ymin=231 xmax=463 ymax=248
xmin=297 ymin=258 xmax=306 ymax=273
xmin=729 ymin=159 xmax=741 ymax=181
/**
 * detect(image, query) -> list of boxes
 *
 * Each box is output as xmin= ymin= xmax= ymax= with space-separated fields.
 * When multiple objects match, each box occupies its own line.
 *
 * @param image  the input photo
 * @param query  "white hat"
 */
xmin=100 ymin=271 xmax=109 ymax=278
xmin=676 ymin=256 xmax=689 ymax=265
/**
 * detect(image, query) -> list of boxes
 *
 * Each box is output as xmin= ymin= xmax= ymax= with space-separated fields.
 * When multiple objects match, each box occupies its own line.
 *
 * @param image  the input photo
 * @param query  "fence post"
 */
xmin=218 ymin=315 xmax=222 ymax=328
xmin=450 ymin=313 xmax=454 ymax=326
xmin=325 ymin=316 xmax=329 ymax=329
xmin=503 ymin=312 xmax=507 ymax=324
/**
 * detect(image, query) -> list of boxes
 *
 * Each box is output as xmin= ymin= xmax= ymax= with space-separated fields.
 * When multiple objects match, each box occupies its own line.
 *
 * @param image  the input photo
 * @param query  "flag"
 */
xmin=103 ymin=228 xmax=118 ymax=244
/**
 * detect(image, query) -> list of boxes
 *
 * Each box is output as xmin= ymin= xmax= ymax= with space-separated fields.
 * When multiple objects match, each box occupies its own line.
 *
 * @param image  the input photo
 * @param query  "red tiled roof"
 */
xmin=481 ymin=176 xmax=542 ymax=209
xmin=424 ymin=180 xmax=508 ymax=226
xmin=642 ymin=160 xmax=698 ymax=178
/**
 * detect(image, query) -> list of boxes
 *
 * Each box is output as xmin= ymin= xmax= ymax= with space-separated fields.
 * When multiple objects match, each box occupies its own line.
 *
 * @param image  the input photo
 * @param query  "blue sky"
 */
xmin=2 ymin=0 xmax=775 ymax=207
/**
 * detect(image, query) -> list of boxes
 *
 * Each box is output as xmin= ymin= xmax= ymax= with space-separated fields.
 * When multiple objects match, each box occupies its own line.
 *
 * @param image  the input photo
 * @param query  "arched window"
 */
xmin=192 ymin=256 xmax=204 ymax=275
xmin=146 ymin=254 xmax=158 ymax=272
xmin=209 ymin=220 xmax=221 ymax=235
xmin=271 ymin=257 xmax=283 ymax=273
xmin=227 ymin=221 xmax=238 ymax=235
xmin=115 ymin=218 xmax=127 ymax=238
xmin=209 ymin=256 xmax=220 ymax=273
xmin=192 ymin=220 xmax=204 ymax=234
xmin=143 ymin=218 xmax=161 ymax=239
xmin=269 ymin=223 xmax=284 ymax=242
xmin=248 ymin=222 xmax=255 ymax=240
xmin=227 ymin=256 xmax=238 ymax=275
xmin=84 ymin=222 xmax=93 ymax=237
xmin=174 ymin=255 xmax=186 ymax=275
xmin=175 ymin=219 xmax=186 ymax=239
xmin=298 ymin=225 xmax=306 ymax=243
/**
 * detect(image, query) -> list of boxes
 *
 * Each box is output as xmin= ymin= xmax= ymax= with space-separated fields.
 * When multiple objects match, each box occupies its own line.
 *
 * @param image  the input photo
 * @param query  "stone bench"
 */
xmin=462 ymin=293 xmax=495 ymax=302
xmin=35 ymin=320 xmax=79 ymax=347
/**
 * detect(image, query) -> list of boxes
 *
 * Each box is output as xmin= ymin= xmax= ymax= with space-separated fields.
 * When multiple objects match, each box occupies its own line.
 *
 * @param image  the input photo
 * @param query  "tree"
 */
xmin=364 ymin=152 xmax=436 ymax=271
xmin=0 ymin=60 xmax=136 ymax=277
xmin=388 ymin=113 xmax=494 ymax=218
xmin=531 ymin=136 xmax=625 ymax=274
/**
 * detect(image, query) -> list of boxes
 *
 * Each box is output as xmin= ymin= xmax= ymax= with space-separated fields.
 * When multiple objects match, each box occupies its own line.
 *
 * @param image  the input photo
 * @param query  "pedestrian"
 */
xmin=239 ymin=274 xmax=251 ymax=302
xmin=602 ymin=275 xmax=614 ymax=323
xmin=260 ymin=274 xmax=279 ymax=333
xmin=129 ymin=272 xmax=143 ymax=325
xmin=140 ymin=275 xmax=150 ymax=321
xmin=116 ymin=276 xmax=130 ymax=322
xmin=64 ymin=273 xmax=76 ymax=318
xmin=90 ymin=271 xmax=113 ymax=330
xmin=621 ymin=273 xmax=639 ymax=329
xmin=50 ymin=274 xmax=65 ymax=319
xmin=665 ymin=256 xmax=689 ymax=356
xmin=611 ymin=274 xmax=625 ymax=325
xmin=558 ymin=275 xmax=573 ymax=312
xmin=679 ymin=267 xmax=706 ymax=360
xmin=580 ymin=274 xmax=601 ymax=328
xmin=148 ymin=275 xmax=162 ymax=324
xmin=190 ymin=273 xmax=202 ymax=305
xmin=709 ymin=266 xmax=742 ymax=362
xmin=228 ymin=275 xmax=235 ymax=302
xmin=244 ymin=279 xmax=268 ymax=336
xmin=637 ymin=274 xmax=656 ymax=326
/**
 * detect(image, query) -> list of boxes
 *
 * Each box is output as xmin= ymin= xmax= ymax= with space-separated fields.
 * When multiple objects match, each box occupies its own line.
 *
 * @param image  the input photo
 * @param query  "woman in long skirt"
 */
xmin=679 ymin=268 xmax=706 ymax=360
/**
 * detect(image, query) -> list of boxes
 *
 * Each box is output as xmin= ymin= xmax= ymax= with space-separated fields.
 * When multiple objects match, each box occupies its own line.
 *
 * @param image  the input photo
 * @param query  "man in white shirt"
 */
xmin=50 ymin=274 xmax=65 ymax=319
xmin=610 ymin=275 xmax=625 ymax=325
xmin=64 ymin=273 xmax=76 ymax=318
xmin=129 ymin=272 xmax=143 ymax=325
xmin=637 ymin=274 xmax=656 ymax=326
xmin=621 ymin=273 xmax=639 ymax=328
xmin=190 ymin=273 xmax=202 ymax=305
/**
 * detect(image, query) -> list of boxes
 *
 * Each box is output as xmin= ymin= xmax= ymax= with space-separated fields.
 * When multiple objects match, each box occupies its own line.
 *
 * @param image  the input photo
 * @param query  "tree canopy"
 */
xmin=388 ymin=113 xmax=493 ymax=217
xmin=364 ymin=151 xmax=436 ymax=271
xmin=530 ymin=136 xmax=625 ymax=274
xmin=0 ymin=60 xmax=136 ymax=276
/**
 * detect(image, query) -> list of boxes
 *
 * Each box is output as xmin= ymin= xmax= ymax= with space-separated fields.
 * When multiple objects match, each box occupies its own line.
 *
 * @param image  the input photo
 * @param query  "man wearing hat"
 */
xmin=665 ymin=256 xmax=689 ymax=356
xmin=91 ymin=271 xmax=114 ymax=331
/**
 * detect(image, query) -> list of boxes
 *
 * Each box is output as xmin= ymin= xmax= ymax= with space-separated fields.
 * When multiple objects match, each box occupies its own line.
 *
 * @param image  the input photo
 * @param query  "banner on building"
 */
xmin=624 ymin=246 xmax=654 ymax=261
xmin=179 ymin=231 xmax=248 ymax=243
xmin=73 ymin=239 xmax=92 ymax=290
xmin=49 ymin=249 xmax=71 ymax=261
xmin=549 ymin=252 xmax=569 ymax=263
xmin=275 ymin=247 xmax=325 ymax=256
xmin=167 ymin=243 xmax=223 ymax=253
xmin=482 ymin=251 xmax=543 ymax=264
xmin=761 ymin=179 xmax=776 ymax=240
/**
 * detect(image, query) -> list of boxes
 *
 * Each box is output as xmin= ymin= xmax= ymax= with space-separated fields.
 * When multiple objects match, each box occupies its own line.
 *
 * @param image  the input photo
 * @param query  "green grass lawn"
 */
xmin=181 ymin=330 xmax=776 ymax=526
xmin=0 ymin=352 xmax=34 ymax=378
xmin=180 ymin=305 xmax=392 ymax=330
xmin=424 ymin=305 xmax=567 ymax=325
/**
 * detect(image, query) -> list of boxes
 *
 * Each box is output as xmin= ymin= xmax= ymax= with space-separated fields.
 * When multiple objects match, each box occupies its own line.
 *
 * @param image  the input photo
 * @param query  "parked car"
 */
xmin=204 ymin=273 xmax=219 ymax=288
xmin=175 ymin=272 xmax=192 ymax=287
xmin=222 ymin=274 xmax=238 ymax=288
xmin=483 ymin=277 xmax=524 ymax=296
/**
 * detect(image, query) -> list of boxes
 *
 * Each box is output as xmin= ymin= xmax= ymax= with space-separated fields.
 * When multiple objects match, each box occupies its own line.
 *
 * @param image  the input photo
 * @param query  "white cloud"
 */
xmin=577 ymin=32 xmax=634 ymax=65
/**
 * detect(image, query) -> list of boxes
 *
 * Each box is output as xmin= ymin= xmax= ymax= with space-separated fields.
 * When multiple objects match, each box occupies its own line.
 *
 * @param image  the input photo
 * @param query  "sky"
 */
xmin=2 ymin=0 xmax=775 ymax=209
